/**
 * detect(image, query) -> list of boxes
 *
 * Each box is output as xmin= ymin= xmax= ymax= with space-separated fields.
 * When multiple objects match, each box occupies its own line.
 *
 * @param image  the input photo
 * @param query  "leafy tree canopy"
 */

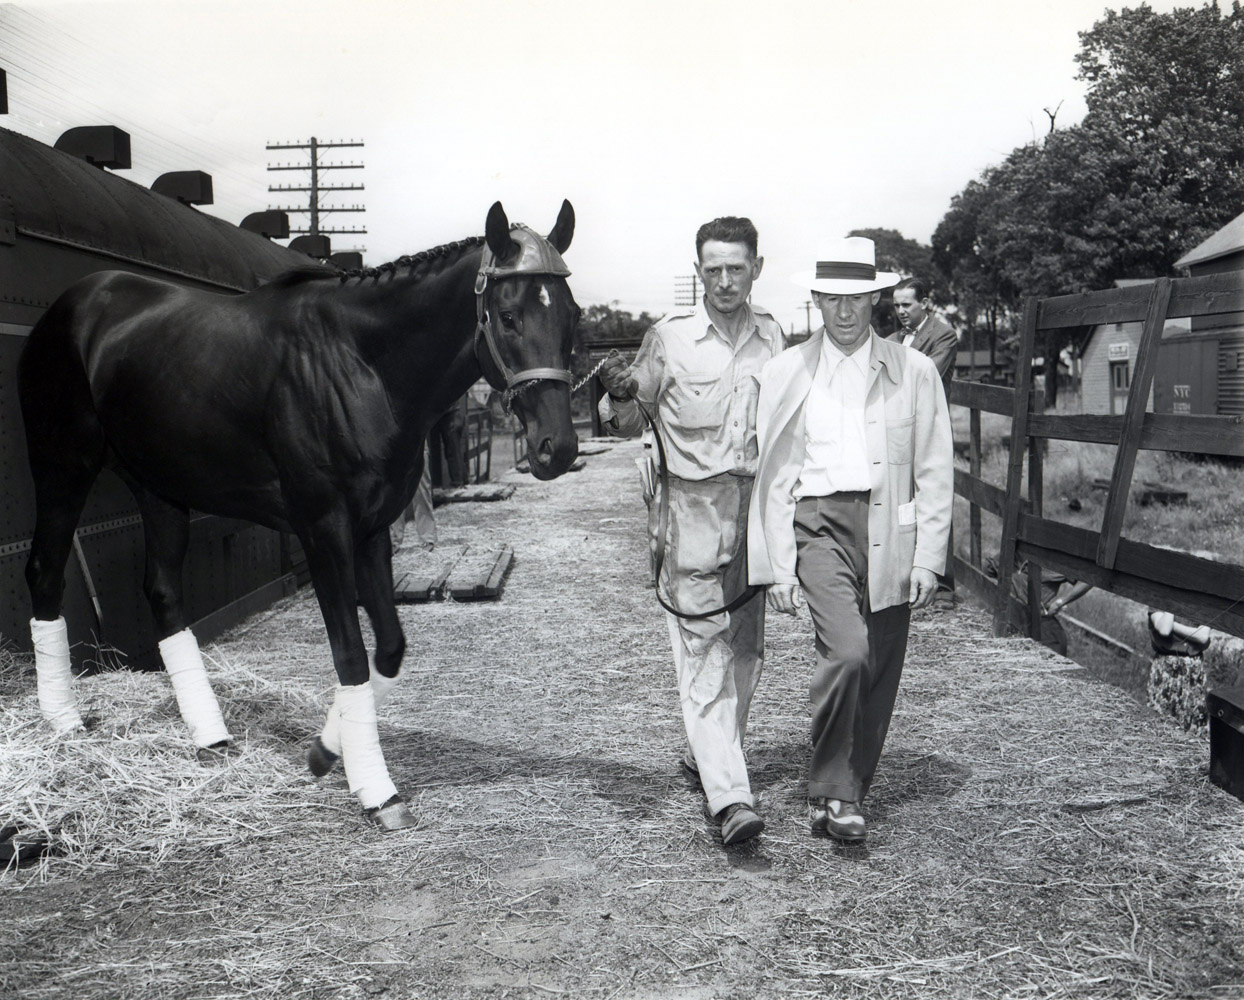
xmin=934 ymin=1 xmax=1243 ymax=322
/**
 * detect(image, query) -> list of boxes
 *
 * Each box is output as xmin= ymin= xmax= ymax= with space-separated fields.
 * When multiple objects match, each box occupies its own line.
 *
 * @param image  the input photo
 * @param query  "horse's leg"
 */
xmin=25 ymin=469 xmax=97 ymax=734
xmin=308 ymin=527 xmax=405 ymax=777
xmin=21 ymin=325 xmax=105 ymax=734
xmin=300 ymin=517 xmax=414 ymax=831
xmin=130 ymin=486 xmax=231 ymax=755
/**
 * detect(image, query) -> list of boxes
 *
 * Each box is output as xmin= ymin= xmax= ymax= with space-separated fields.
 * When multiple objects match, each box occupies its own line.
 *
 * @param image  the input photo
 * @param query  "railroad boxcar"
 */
xmin=1 ymin=124 xmax=313 ymax=669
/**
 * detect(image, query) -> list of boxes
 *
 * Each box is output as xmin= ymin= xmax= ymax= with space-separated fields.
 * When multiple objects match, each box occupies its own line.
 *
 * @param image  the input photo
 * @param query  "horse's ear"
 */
xmin=485 ymin=201 xmax=519 ymax=262
xmin=547 ymin=199 xmax=575 ymax=255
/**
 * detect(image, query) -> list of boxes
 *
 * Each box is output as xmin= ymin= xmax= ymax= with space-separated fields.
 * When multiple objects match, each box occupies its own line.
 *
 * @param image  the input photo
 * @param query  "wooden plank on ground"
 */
xmin=1097 ymin=278 xmax=1172 ymax=570
xmin=432 ymin=484 xmax=516 ymax=506
xmin=447 ymin=544 xmax=514 ymax=601
xmin=393 ymin=544 xmax=467 ymax=602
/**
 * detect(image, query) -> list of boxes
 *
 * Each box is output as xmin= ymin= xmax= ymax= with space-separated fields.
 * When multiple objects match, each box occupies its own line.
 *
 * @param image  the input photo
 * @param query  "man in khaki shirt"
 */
xmin=598 ymin=217 xmax=783 ymax=846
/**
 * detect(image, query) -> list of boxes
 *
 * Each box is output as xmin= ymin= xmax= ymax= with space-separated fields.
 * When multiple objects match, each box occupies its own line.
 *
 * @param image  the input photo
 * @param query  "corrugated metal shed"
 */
xmin=0 ymin=125 xmax=304 ymax=291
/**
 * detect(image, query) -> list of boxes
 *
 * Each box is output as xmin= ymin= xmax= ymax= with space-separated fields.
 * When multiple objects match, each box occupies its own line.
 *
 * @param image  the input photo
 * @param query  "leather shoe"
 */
xmin=810 ymin=798 xmax=866 ymax=842
xmin=705 ymin=801 xmax=765 ymax=845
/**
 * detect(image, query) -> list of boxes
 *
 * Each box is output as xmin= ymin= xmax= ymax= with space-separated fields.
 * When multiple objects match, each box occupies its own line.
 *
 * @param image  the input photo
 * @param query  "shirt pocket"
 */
xmin=886 ymin=415 xmax=915 ymax=464
xmin=670 ymin=373 xmax=727 ymax=430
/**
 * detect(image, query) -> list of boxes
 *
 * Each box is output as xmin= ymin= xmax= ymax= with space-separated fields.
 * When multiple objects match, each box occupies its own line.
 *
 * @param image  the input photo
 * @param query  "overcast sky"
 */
xmin=0 ymin=0 xmax=1190 ymax=330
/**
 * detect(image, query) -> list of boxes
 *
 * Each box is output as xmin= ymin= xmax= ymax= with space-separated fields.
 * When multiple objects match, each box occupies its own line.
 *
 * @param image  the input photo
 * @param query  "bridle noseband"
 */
xmin=474 ymin=224 xmax=573 ymax=409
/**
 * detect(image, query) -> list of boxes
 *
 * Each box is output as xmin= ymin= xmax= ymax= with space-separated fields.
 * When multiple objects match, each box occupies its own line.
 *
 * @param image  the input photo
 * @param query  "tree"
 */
xmin=932 ymin=1 xmax=1244 ymax=401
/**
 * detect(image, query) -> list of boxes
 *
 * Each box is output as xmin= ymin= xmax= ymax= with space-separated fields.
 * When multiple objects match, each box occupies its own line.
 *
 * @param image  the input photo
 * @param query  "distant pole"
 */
xmin=267 ymin=137 xmax=367 ymax=247
xmin=804 ymin=300 xmax=813 ymax=333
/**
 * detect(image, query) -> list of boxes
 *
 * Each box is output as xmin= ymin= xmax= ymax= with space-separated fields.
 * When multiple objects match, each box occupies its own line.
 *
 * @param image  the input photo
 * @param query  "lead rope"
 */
xmin=512 ymin=356 xmax=761 ymax=621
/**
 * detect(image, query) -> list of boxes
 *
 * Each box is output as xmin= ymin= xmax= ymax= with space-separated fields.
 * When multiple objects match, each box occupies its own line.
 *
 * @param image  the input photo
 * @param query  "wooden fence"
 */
xmin=951 ymin=271 xmax=1244 ymax=642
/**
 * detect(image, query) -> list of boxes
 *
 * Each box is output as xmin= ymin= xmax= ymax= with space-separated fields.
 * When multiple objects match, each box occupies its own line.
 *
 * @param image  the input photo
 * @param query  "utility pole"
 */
xmin=266 ymin=137 xmax=367 ymax=247
xmin=674 ymin=274 xmax=700 ymax=307
xmin=804 ymin=300 xmax=813 ymax=333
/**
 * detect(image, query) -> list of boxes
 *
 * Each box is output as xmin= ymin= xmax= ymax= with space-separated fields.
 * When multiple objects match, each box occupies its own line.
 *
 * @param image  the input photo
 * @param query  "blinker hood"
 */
xmin=478 ymin=223 xmax=571 ymax=280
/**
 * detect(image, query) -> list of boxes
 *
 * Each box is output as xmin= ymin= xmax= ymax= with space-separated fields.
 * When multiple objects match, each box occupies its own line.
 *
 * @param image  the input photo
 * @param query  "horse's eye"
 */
xmin=500 ymin=311 xmax=516 ymax=328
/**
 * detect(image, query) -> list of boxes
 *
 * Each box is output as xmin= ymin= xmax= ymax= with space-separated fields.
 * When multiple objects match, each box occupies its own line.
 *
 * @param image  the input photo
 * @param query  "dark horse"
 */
xmin=19 ymin=201 xmax=580 ymax=829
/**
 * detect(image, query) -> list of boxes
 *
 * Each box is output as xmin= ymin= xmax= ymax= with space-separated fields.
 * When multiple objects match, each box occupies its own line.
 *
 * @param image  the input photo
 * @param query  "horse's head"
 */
xmin=477 ymin=200 xmax=580 ymax=481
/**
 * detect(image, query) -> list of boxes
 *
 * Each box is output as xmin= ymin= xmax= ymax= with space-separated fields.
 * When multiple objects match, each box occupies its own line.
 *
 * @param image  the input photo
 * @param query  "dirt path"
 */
xmin=2 ymin=439 xmax=1241 ymax=999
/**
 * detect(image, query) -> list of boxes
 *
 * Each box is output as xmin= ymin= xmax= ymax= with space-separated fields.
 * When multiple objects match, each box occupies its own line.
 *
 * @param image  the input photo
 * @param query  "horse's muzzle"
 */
xmin=527 ymin=428 xmax=578 ymax=480
xmin=517 ymin=381 xmax=578 ymax=480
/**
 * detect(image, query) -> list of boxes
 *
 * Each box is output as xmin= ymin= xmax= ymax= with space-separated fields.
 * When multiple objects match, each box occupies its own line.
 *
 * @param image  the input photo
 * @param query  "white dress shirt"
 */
xmin=795 ymin=333 xmax=872 ymax=497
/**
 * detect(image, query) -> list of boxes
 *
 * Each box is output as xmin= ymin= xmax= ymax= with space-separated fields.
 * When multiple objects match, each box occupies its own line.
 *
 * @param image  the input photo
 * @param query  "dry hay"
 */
xmin=2 ymin=441 xmax=1243 ymax=1000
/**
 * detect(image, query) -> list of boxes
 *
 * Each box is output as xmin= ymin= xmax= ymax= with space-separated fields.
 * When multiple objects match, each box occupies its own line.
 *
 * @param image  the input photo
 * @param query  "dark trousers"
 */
xmin=795 ymin=494 xmax=911 ymax=803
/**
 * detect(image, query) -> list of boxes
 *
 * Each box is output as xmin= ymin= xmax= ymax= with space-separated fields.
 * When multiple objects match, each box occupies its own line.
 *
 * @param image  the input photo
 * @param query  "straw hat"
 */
xmin=790 ymin=236 xmax=900 ymax=294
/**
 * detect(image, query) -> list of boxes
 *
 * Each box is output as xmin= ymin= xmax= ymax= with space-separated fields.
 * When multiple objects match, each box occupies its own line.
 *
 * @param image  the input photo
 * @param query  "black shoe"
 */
xmin=705 ymin=801 xmax=764 ymax=845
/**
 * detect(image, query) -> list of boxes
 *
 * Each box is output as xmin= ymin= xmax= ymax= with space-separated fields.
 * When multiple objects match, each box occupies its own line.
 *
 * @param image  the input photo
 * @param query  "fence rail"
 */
xmin=950 ymin=270 xmax=1244 ymax=643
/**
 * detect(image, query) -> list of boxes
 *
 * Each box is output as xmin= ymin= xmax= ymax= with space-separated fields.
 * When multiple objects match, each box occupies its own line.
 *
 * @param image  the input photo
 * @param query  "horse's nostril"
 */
xmin=537 ymin=439 xmax=555 ymax=463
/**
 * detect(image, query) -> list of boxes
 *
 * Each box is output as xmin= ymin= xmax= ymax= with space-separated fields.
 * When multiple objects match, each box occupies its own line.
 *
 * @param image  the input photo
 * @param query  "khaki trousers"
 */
xmin=794 ymin=493 xmax=910 ymax=804
xmin=658 ymin=473 xmax=765 ymax=814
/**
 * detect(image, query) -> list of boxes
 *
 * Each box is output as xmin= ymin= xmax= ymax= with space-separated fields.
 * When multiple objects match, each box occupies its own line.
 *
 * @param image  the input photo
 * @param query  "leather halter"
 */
xmin=473 ymin=224 xmax=573 ymax=401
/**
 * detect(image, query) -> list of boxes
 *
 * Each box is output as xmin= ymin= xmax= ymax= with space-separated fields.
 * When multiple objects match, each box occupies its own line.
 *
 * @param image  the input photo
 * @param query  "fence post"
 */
xmin=1096 ymin=277 xmax=1172 ymax=570
xmin=1025 ymin=389 xmax=1046 ymax=639
xmin=993 ymin=297 xmax=1038 ymax=637
xmin=969 ymin=405 xmax=982 ymax=570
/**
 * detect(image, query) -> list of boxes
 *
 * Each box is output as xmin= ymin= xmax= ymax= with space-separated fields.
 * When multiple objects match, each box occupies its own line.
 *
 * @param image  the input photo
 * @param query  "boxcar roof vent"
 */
xmin=152 ymin=170 xmax=213 ymax=206
xmin=330 ymin=251 xmax=363 ymax=270
xmin=240 ymin=210 xmax=290 ymax=240
xmin=54 ymin=125 xmax=131 ymax=169
xmin=290 ymin=234 xmax=331 ymax=259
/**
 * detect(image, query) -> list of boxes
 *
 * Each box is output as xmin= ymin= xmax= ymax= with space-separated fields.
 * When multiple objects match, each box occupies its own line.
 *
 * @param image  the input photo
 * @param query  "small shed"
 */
xmin=1167 ymin=210 xmax=1244 ymax=416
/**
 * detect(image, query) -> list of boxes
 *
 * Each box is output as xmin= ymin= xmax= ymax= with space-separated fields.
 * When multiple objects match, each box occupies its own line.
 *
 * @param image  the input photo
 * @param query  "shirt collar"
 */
xmin=819 ymin=328 xmax=872 ymax=373
xmin=695 ymin=299 xmax=764 ymax=345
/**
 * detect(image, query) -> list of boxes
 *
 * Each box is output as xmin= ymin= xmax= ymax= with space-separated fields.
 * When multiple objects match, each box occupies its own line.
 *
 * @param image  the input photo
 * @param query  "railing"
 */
xmin=464 ymin=408 xmax=492 ymax=483
xmin=951 ymin=270 xmax=1244 ymax=642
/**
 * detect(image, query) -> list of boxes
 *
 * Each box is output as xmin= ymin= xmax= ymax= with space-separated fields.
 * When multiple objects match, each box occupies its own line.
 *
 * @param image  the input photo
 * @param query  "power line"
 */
xmin=267 ymin=138 xmax=367 ymax=240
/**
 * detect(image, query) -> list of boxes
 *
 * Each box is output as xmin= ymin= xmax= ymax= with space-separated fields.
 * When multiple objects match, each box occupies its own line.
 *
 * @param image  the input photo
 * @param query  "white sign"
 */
xmin=1108 ymin=343 xmax=1130 ymax=361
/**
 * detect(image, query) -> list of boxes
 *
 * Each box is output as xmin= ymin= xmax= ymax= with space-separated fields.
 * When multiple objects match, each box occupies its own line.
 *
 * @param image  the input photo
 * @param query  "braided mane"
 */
xmin=337 ymin=236 xmax=486 ymax=285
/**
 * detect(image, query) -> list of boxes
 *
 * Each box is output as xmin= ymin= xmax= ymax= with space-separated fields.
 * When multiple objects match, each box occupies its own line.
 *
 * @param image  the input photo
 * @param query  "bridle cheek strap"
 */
xmin=473 ymin=236 xmax=574 ymax=400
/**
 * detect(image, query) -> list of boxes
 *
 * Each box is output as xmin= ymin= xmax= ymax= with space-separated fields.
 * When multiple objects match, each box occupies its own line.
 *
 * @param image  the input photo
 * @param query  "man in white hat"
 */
xmin=597 ymin=216 xmax=783 ymax=847
xmin=747 ymin=236 xmax=953 ymax=841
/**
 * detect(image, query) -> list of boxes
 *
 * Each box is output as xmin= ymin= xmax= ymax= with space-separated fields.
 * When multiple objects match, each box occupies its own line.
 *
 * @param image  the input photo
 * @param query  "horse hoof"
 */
xmin=196 ymin=741 xmax=232 ymax=765
xmin=307 ymin=736 xmax=339 ymax=778
xmin=366 ymin=795 xmax=418 ymax=832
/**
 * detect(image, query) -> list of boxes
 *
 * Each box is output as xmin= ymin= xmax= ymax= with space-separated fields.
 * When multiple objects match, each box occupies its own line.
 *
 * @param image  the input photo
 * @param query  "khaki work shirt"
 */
xmin=598 ymin=301 xmax=784 ymax=480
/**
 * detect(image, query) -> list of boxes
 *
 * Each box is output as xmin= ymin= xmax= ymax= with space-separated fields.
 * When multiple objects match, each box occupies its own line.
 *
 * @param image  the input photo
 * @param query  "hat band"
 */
xmin=815 ymin=261 xmax=876 ymax=281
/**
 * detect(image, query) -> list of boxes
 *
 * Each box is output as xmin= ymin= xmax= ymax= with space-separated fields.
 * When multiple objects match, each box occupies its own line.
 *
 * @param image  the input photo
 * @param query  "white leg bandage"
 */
xmin=31 ymin=617 xmax=84 ymax=735
xmin=319 ymin=655 xmax=399 ymax=757
xmin=336 ymin=682 xmax=398 ymax=810
xmin=159 ymin=629 xmax=231 ymax=748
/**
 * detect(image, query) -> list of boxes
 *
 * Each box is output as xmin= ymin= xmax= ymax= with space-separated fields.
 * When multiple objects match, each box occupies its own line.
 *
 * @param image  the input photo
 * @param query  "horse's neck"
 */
xmin=347 ymin=252 xmax=484 ymax=423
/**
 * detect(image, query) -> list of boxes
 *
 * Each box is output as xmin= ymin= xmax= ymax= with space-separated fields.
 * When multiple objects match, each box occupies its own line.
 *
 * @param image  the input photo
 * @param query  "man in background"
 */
xmin=889 ymin=276 xmax=958 ymax=606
